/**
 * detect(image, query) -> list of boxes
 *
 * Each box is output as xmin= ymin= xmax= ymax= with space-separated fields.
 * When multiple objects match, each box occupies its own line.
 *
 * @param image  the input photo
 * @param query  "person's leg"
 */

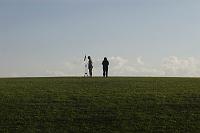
xmin=90 ymin=69 xmax=92 ymax=77
xmin=88 ymin=69 xmax=91 ymax=77
xmin=103 ymin=69 xmax=105 ymax=77
xmin=106 ymin=69 xmax=108 ymax=77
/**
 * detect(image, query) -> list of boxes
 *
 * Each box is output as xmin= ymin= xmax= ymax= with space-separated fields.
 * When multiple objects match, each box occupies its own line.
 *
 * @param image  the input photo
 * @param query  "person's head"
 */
xmin=88 ymin=56 xmax=91 ymax=60
xmin=104 ymin=57 xmax=107 ymax=61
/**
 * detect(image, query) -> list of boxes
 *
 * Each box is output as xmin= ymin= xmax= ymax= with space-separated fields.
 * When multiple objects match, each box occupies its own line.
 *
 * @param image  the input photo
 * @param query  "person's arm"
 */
xmin=102 ymin=61 xmax=105 ymax=66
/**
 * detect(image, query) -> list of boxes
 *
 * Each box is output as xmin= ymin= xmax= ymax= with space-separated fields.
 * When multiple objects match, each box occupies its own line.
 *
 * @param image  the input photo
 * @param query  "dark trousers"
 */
xmin=103 ymin=67 xmax=108 ymax=77
xmin=89 ymin=68 xmax=92 ymax=77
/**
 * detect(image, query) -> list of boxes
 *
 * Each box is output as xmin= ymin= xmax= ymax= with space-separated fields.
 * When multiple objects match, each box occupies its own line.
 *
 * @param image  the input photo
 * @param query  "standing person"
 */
xmin=88 ymin=56 xmax=93 ymax=77
xmin=83 ymin=55 xmax=88 ymax=77
xmin=102 ymin=57 xmax=109 ymax=77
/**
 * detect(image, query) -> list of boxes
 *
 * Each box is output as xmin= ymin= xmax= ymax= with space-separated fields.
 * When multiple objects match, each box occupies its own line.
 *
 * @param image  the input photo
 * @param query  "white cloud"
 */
xmin=108 ymin=56 xmax=163 ymax=76
xmin=45 ymin=70 xmax=65 ymax=76
xmin=161 ymin=56 xmax=200 ymax=77
xmin=136 ymin=57 xmax=144 ymax=65
xmin=45 ymin=59 xmax=84 ymax=76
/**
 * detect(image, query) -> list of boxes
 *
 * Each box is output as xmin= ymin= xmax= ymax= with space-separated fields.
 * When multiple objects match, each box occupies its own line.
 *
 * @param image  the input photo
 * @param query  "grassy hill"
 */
xmin=0 ymin=77 xmax=200 ymax=133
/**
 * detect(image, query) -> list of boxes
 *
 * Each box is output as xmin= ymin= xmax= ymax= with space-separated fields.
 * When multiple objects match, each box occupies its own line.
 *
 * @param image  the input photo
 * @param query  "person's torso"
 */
xmin=103 ymin=60 xmax=109 ymax=66
xmin=88 ymin=60 xmax=93 ymax=68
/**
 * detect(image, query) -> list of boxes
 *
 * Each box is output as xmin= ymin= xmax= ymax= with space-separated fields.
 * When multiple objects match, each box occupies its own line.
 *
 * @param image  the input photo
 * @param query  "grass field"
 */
xmin=0 ymin=77 xmax=200 ymax=133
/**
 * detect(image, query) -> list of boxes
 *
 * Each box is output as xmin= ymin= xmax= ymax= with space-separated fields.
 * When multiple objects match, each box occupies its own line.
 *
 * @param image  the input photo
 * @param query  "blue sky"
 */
xmin=1 ymin=0 xmax=200 ymax=77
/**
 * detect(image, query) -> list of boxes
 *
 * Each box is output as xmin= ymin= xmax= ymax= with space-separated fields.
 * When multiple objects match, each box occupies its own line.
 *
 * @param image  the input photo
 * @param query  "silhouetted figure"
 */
xmin=102 ymin=57 xmax=109 ymax=77
xmin=84 ymin=55 xmax=88 ymax=77
xmin=88 ymin=56 xmax=93 ymax=77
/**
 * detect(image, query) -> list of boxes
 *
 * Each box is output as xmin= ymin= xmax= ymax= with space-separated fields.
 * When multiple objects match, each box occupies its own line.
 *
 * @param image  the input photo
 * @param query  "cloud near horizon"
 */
xmin=2 ymin=56 xmax=200 ymax=77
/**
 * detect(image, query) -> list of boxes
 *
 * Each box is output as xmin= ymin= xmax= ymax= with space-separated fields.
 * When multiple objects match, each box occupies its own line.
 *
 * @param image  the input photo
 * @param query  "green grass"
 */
xmin=0 ymin=77 xmax=200 ymax=133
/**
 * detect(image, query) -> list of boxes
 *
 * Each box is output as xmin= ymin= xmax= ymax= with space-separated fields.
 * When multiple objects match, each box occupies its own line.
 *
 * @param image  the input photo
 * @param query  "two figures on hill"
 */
xmin=84 ymin=56 xmax=109 ymax=77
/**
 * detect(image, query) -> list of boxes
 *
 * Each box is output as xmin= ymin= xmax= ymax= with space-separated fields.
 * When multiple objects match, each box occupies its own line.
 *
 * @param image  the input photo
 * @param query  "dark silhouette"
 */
xmin=102 ymin=57 xmax=109 ymax=77
xmin=84 ymin=55 xmax=88 ymax=77
xmin=88 ymin=56 xmax=93 ymax=77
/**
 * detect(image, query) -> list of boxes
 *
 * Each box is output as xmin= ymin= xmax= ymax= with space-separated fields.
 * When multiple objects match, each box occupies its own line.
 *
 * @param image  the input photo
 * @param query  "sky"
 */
xmin=1 ymin=0 xmax=200 ymax=77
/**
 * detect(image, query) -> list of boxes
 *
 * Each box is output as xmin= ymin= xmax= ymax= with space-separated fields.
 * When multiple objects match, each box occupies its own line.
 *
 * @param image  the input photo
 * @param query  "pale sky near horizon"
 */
xmin=1 ymin=0 xmax=200 ymax=77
